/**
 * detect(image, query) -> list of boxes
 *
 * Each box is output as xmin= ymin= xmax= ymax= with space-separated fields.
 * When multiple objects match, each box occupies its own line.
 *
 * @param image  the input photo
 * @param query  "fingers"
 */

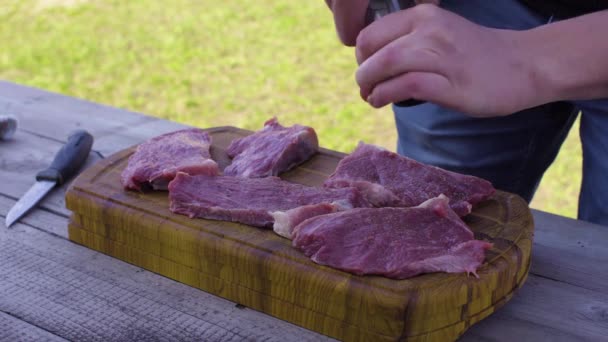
xmin=355 ymin=4 xmax=439 ymax=64
xmin=355 ymin=11 xmax=414 ymax=65
xmin=365 ymin=72 xmax=451 ymax=108
xmin=355 ymin=37 xmax=441 ymax=99
xmin=354 ymin=5 xmax=453 ymax=106
xmin=327 ymin=1 xmax=440 ymax=47
xmin=327 ymin=0 xmax=369 ymax=46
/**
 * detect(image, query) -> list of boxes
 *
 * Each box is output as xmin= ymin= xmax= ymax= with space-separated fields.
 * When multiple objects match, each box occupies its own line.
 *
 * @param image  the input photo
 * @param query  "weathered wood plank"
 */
xmin=0 ymin=81 xmax=152 ymax=141
xmin=532 ymin=211 xmax=608 ymax=260
xmin=0 ymin=216 xmax=334 ymax=341
xmin=0 ymin=81 xmax=190 ymax=156
xmin=463 ymin=275 xmax=608 ymax=341
xmin=0 ymin=310 xmax=68 ymax=342
xmin=462 ymin=313 xmax=595 ymax=342
xmin=530 ymin=210 xmax=608 ymax=294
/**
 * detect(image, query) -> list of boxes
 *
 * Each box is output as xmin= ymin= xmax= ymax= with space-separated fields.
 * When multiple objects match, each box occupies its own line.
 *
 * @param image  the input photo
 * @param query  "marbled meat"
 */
xmin=169 ymin=173 xmax=370 ymax=227
xmin=292 ymin=195 xmax=493 ymax=279
xmin=224 ymin=117 xmax=318 ymax=177
xmin=324 ymin=142 xmax=495 ymax=216
xmin=121 ymin=129 xmax=219 ymax=191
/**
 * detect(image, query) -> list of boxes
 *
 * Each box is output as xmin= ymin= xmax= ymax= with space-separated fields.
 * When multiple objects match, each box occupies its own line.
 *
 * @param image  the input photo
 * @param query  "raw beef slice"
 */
xmin=272 ymin=203 xmax=341 ymax=240
xmin=324 ymin=142 xmax=495 ymax=216
xmin=168 ymin=173 xmax=370 ymax=228
xmin=292 ymin=195 xmax=493 ymax=279
xmin=224 ymin=117 xmax=318 ymax=177
xmin=121 ymin=128 xmax=219 ymax=191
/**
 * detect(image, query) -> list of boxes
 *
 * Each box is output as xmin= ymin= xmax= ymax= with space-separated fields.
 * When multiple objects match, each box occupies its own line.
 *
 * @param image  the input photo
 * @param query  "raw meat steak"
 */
xmin=272 ymin=203 xmax=341 ymax=240
xmin=292 ymin=195 xmax=493 ymax=279
xmin=169 ymin=173 xmax=370 ymax=228
xmin=121 ymin=128 xmax=219 ymax=191
xmin=224 ymin=117 xmax=318 ymax=177
xmin=324 ymin=142 xmax=495 ymax=216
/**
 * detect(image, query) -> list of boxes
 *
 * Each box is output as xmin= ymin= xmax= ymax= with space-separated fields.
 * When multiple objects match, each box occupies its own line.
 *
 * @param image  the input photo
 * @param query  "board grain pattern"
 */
xmin=65 ymin=126 xmax=534 ymax=342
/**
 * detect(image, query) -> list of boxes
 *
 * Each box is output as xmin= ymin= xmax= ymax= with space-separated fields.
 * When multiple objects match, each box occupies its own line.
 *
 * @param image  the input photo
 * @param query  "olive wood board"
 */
xmin=65 ymin=126 xmax=534 ymax=342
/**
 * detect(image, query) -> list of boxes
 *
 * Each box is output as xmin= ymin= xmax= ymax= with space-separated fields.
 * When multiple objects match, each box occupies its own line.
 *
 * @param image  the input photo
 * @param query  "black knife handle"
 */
xmin=36 ymin=130 xmax=94 ymax=185
xmin=395 ymin=99 xmax=425 ymax=107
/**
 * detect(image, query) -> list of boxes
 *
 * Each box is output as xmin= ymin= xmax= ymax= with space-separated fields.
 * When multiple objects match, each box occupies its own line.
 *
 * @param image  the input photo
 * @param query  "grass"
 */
xmin=0 ymin=0 xmax=582 ymax=218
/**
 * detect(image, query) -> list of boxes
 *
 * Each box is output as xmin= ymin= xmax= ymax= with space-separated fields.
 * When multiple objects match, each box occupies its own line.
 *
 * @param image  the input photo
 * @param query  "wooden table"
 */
xmin=1 ymin=81 xmax=607 ymax=342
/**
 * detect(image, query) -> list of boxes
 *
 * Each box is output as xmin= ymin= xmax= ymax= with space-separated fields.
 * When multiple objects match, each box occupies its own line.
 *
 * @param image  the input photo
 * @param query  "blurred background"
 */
xmin=1 ymin=0 xmax=582 ymax=218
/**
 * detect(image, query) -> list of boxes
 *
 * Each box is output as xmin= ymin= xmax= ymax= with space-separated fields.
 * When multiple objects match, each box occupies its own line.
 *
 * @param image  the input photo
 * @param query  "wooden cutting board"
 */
xmin=65 ymin=126 xmax=534 ymax=342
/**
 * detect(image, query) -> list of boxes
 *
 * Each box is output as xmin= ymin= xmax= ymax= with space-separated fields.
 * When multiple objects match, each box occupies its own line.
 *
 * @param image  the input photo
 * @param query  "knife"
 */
xmin=366 ymin=0 xmax=426 ymax=107
xmin=5 ymin=129 xmax=93 ymax=227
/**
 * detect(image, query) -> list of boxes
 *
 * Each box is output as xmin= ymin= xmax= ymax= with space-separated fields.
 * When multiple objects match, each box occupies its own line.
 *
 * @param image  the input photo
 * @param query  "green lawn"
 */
xmin=0 ymin=0 xmax=582 ymax=218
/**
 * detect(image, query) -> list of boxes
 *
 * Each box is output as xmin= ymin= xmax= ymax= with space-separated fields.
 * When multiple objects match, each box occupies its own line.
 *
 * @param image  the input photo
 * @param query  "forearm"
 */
xmin=522 ymin=11 xmax=608 ymax=103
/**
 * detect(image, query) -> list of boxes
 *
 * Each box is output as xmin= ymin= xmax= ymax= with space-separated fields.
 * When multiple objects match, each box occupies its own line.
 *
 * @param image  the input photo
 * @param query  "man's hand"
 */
xmin=325 ymin=1 xmax=538 ymax=117
xmin=325 ymin=0 xmax=440 ymax=46
xmin=326 ymin=3 xmax=608 ymax=117
xmin=355 ymin=5 xmax=547 ymax=117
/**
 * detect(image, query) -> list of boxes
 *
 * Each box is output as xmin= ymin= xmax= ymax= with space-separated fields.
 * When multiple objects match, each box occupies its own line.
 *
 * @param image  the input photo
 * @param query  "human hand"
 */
xmin=355 ymin=5 xmax=547 ymax=117
xmin=325 ymin=1 xmax=441 ymax=46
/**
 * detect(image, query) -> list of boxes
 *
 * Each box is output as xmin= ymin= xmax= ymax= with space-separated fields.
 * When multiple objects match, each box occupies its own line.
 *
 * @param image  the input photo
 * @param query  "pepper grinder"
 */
xmin=366 ymin=0 xmax=426 ymax=107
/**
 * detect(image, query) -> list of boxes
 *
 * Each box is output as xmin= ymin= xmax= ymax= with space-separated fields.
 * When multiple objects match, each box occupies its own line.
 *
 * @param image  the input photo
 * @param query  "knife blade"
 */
xmin=5 ymin=129 xmax=93 ymax=227
xmin=366 ymin=0 xmax=426 ymax=107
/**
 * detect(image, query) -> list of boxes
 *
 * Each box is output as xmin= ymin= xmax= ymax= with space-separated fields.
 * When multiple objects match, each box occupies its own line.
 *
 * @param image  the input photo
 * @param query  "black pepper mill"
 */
xmin=366 ymin=0 xmax=426 ymax=107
